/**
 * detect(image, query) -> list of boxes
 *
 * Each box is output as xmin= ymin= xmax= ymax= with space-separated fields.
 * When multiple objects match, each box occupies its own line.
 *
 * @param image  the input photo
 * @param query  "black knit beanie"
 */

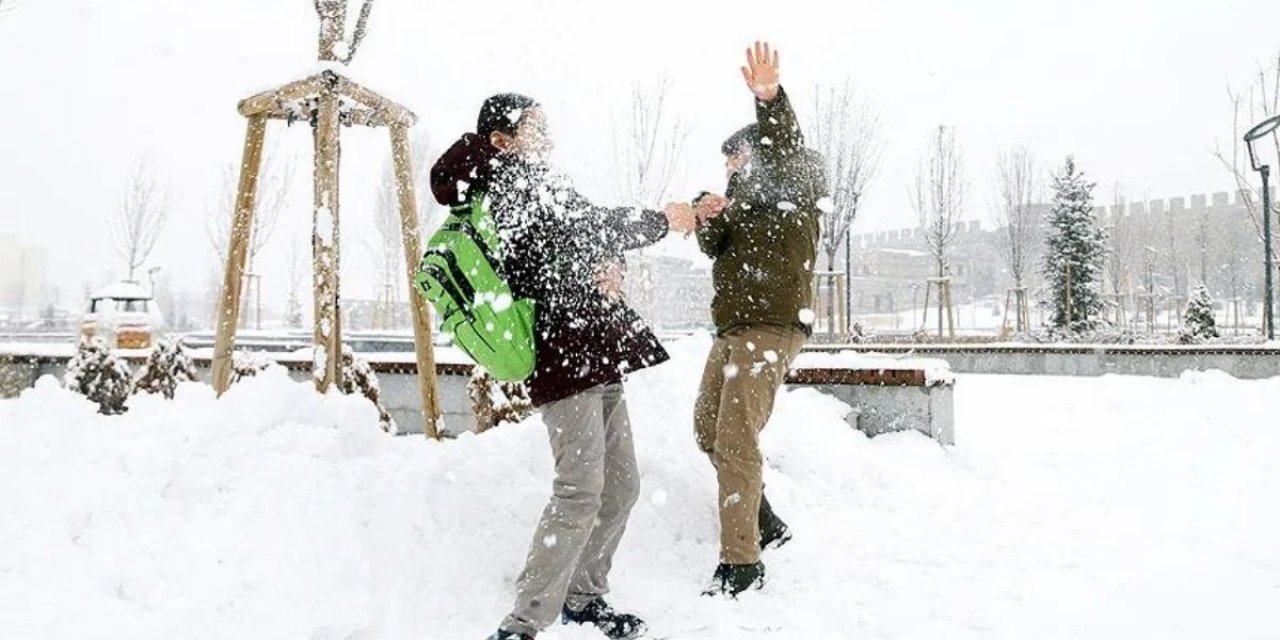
xmin=477 ymin=93 xmax=540 ymax=138
xmin=722 ymin=123 xmax=759 ymax=156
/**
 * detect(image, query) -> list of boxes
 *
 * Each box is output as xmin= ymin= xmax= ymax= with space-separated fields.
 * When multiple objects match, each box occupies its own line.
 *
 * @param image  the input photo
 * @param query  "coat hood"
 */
xmin=430 ymin=133 xmax=500 ymax=207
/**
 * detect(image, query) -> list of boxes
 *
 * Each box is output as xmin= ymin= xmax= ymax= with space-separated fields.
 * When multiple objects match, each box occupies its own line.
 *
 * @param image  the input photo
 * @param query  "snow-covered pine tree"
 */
xmin=1179 ymin=285 xmax=1220 ymax=343
xmin=65 ymin=337 xmax=132 ymax=415
xmin=1041 ymin=156 xmax=1108 ymax=335
xmin=133 ymin=337 xmax=198 ymax=399
xmin=338 ymin=346 xmax=396 ymax=433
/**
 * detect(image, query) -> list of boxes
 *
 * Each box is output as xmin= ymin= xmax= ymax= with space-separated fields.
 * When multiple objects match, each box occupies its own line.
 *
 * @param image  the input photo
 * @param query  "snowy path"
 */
xmin=1 ymin=337 xmax=1277 ymax=639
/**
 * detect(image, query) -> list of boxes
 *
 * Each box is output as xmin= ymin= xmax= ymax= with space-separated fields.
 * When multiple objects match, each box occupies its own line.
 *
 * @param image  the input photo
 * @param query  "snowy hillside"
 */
xmin=1 ymin=336 xmax=1277 ymax=639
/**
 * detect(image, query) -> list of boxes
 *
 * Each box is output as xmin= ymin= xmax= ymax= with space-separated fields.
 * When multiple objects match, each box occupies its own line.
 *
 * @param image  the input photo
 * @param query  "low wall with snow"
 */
xmin=2 ymin=348 xmax=958 ymax=444
xmin=806 ymin=344 xmax=1280 ymax=380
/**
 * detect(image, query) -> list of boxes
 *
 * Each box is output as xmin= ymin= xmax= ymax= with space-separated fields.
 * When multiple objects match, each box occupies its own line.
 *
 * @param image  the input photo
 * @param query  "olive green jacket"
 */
xmin=697 ymin=87 xmax=828 ymax=336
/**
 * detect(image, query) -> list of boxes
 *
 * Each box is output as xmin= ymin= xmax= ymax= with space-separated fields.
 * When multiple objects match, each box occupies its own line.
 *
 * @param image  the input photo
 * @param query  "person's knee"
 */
xmin=551 ymin=469 xmax=606 ymax=519
xmin=609 ymin=472 xmax=641 ymax=513
xmin=712 ymin=435 xmax=763 ymax=469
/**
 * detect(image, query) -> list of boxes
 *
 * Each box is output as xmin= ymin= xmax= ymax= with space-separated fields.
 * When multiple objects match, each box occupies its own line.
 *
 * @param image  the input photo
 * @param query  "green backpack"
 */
xmin=414 ymin=195 xmax=536 ymax=381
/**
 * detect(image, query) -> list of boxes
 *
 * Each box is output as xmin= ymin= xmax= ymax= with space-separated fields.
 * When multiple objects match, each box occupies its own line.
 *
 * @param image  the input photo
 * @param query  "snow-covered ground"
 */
xmin=1 ymin=336 xmax=1277 ymax=639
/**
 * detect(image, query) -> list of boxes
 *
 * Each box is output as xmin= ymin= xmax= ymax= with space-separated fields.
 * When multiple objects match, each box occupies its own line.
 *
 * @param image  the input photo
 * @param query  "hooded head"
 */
xmin=477 ymin=93 xmax=551 ymax=157
xmin=429 ymin=93 xmax=548 ymax=207
xmin=722 ymin=123 xmax=759 ymax=179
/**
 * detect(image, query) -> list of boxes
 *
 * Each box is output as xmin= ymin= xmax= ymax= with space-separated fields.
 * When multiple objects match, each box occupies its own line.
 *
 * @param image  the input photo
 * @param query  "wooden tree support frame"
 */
xmin=210 ymin=68 xmax=443 ymax=439
xmin=1001 ymin=287 xmax=1031 ymax=336
xmin=920 ymin=277 xmax=956 ymax=338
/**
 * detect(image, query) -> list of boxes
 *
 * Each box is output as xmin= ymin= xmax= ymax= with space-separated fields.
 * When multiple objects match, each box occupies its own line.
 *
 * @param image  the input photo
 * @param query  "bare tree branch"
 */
xmin=809 ymin=80 xmax=881 ymax=270
xmin=612 ymin=78 xmax=690 ymax=208
xmin=110 ymin=163 xmax=170 ymax=281
xmin=995 ymin=146 xmax=1037 ymax=291
xmin=205 ymin=148 xmax=294 ymax=274
xmin=313 ymin=0 xmax=376 ymax=64
xmin=343 ymin=0 xmax=376 ymax=64
xmin=911 ymin=125 xmax=966 ymax=279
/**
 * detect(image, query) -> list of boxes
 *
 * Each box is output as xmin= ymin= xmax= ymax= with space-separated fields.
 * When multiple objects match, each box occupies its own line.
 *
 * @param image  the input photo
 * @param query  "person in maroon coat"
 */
xmin=432 ymin=95 xmax=699 ymax=640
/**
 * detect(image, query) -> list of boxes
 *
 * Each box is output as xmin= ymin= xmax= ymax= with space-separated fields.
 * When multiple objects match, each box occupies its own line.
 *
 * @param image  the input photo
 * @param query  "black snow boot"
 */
xmin=701 ymin=561 xmax=766 ymax=597
xmin=759 ymin=494 xmax=792 ymax=551
xmin=486 ymin=630 xmax=534 ymax=640
xmin=561 ymin=598 xmax=647 ymax=640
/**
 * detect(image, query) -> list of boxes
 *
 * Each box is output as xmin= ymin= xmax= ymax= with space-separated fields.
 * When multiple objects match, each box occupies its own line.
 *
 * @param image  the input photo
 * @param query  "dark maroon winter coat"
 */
xmin=431 ymin=137 xmax=671 ymax=406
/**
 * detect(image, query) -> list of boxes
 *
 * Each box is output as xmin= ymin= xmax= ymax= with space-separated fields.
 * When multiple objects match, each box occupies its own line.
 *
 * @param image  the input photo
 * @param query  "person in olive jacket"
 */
xmin=692 ymin=42 xmax=829 ymax=597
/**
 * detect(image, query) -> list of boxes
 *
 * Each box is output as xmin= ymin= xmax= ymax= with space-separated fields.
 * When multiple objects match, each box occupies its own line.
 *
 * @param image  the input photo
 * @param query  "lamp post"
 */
xmin=1244 ymin=114 xmax=1280 ymax=340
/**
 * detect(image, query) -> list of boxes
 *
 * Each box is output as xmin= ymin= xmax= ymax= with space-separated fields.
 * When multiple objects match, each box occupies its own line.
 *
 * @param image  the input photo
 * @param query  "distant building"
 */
xmin=625 ymin=253 xmax=714 ymax=332
xmin=0 ymin=235 xmax=48 ymax=327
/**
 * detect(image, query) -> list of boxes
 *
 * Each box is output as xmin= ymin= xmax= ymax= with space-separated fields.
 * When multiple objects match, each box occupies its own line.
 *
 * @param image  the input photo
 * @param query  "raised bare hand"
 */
xmin=741 ymin=41 xmax=780 ymax=101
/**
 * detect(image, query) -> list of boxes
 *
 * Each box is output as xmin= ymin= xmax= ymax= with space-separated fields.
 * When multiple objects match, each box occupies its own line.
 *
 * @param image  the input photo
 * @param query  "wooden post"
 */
xmin=390 ymin=124 xmax=443 ymax=439
xmin=920 ymin=281 xmax=932 ymax=332
xmin=211 ymin=114 xmax=268 ymax=396
xmin=943 ymin=279 xmax=956 ymax=338
xmin=312 ymin=88 xmax=342 ymax=393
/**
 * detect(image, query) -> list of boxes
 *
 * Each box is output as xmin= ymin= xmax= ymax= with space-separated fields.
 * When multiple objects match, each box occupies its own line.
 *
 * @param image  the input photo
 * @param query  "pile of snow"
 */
xmin=1 ymin=337 xmax=1278 ymax=639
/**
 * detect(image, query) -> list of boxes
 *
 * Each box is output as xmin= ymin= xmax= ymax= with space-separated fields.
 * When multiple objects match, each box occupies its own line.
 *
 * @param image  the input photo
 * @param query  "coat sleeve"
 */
xmin=756 ymin=86 xmax=804 ymax=165
xmin=696 ymin=212 xmax=730 ymax=258
xmin=563 ymin=189 xmax=669 ymax=254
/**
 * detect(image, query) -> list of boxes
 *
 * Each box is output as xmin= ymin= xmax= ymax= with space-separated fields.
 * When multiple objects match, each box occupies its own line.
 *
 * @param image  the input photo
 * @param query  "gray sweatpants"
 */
xmin=501 ymin=383 xmax=641 ymax=635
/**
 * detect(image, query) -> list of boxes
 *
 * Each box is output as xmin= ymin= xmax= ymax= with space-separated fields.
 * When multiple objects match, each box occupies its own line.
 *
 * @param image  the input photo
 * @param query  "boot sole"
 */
xmin=761 ymin=529 xmax=793 ymax=551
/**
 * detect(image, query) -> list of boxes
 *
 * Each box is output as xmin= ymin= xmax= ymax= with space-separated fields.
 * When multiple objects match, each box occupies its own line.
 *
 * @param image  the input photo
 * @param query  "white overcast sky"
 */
xmin=1 ymin=0 xmax=1279 ymax=300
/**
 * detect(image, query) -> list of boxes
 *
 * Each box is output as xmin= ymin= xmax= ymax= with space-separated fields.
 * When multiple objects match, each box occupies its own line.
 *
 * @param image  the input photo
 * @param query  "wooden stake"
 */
xmin=390 ymin=124 xmax=443 ymax=439
xmin=312 ymin=88 xmax=342 ymax=393
xmin=211 ymin=114 xmax=268 ymax=396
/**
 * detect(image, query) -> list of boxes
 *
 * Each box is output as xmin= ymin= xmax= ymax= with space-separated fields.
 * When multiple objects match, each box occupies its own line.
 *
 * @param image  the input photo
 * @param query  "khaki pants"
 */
xmin=693 ymin=325 xmax=806 ymax=565
xmin=502 ymin=383 xmax=640 ymax=635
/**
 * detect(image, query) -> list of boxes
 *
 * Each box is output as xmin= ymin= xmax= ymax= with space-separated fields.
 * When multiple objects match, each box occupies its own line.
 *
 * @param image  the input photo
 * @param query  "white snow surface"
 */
xmin=1 ymin=337 xmax=1278 ymax=639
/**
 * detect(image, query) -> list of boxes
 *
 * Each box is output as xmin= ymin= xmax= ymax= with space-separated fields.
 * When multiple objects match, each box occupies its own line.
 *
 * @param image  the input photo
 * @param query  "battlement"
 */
xmin=1106 ymin=188 xmax=1277 ymax=218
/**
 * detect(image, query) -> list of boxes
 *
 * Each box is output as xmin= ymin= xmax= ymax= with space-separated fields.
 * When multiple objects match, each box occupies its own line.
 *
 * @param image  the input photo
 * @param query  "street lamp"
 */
xmin=1244 ymin=114 xmax=1280 ymax=340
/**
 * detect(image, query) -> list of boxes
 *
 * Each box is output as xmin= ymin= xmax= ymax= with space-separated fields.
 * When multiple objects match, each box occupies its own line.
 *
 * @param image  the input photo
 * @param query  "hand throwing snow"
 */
xmin=694 ymin=193 xmax=730 ymax=224
xmin=664 ymin=202 xmax=698 ymax=234
xmin=742 ymin=41 xmax=781 ymax=102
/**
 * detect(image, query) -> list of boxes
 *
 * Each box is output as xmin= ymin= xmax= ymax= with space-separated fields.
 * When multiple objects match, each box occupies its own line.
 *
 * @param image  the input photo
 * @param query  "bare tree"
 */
xmin=612 ymin=78 xmax=689 ymax=208
xmin=285 ymin=233 xmax=306 ymax=329
xmin=205 ymin=148 xmax=294 ymax=328
xmin=911 ymin=125 xmax=967 ymax=332
xmin=1214 ymin=53 xmax=1280 ymax=260
xmin=611 ymin=79 xmax=689 ymax=327
xmin=1104 ymin=185 xmax=1136 ymax=320
xmin=364 ymin=132 xmax=436 ymax=330
xmin=110 ymin=163 xmax=170 ymax=281
xmin=995 ymin=146 xmax=1038 ymax=290
xmin=810 ymin=81 xmax=881 ymax=330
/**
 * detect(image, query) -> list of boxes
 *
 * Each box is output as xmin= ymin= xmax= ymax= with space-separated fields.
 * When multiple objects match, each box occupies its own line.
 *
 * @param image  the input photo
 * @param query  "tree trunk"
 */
xmin=825 ymin=248 xmax=838 ymax=334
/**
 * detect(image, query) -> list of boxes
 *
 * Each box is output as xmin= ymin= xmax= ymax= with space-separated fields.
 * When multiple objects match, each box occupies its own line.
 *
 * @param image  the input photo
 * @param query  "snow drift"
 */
xmin=1 ymin=337 xmax=1278 ymax=639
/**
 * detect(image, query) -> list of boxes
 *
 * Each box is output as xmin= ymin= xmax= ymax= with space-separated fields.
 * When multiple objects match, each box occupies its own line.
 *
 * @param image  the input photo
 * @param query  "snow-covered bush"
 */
xmin=338 ymin=346 xmax=395 ymax=433
xmin=1179 ymin=286 xmax=1220 ymax=344
xmin=230 ymin=351 xmax=274 ymax=386
xmin=65 ymin=338 xmax=132 ymax=415
xmin=133 ymin=337 xmax=198 ymax=399
xmin=467 ymin=366 xmax=533 ymax=433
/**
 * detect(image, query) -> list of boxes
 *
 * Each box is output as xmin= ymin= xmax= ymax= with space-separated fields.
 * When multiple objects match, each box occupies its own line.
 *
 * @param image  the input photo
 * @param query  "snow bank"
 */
xmin=1 ymin=338 xmax=1278 ymax=639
